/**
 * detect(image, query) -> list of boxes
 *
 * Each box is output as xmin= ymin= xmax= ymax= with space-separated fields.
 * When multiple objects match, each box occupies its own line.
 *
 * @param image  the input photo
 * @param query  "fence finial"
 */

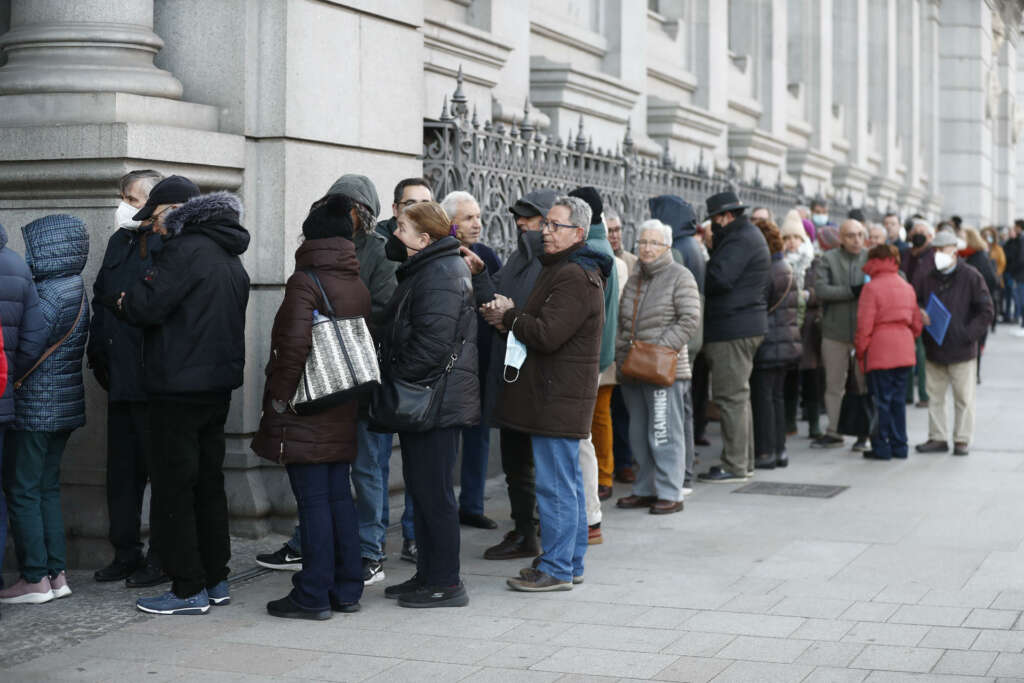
xmin=623 ymin=119 xmax=635 ymax=157
xmin=451 ymin=65 xmax=469 ymax=120
xmin=520 ymin=97 xmax=534 ymax=140
xmin=575 ymin=116 xmax=587 ymax=151
xmin=471 ymin=104 xmax=480 ymax=129
xmin=440 ymin=94 xmax=452 ymax=122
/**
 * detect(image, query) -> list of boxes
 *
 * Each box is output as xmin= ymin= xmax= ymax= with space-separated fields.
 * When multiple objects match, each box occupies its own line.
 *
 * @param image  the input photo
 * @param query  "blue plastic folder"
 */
xmin=924 ymin=293 xmax=951 ymax=345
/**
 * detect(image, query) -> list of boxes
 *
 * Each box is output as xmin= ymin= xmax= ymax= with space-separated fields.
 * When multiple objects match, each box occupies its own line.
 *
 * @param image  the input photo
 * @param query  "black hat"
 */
xmin=848 ymin=208 xmax=866 ymax=222
xmin=705 ymin=191 xmax=747 ymax=218
xmin=510 ymin=188 xmax=558 ymax=218
xmin=302 ymin=193 xmax=354 ymax=241
xmin=133 ymin=175 xmax=200 ymax=221
xmin=569 ymin=186 xmax=603 ymax=225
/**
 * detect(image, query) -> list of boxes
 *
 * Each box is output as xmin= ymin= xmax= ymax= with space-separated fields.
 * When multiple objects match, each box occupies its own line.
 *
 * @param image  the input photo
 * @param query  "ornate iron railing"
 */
xmin=422 ymin=70 xmax=830 ymax=259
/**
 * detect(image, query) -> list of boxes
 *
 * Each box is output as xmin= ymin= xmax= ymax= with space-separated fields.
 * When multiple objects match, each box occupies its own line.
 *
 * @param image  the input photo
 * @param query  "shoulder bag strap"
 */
xmin=15 ymin=291 xmax=87 ymax=390
xmin=768 ymin=273 xmax=794 ymax=315
xmin=301 ymin=268 xmax=358 ymax=381
xmin=628 ymin=278 xmax=646 ymax=342
xmin=302 ymin=269 xmax=336 ymax=317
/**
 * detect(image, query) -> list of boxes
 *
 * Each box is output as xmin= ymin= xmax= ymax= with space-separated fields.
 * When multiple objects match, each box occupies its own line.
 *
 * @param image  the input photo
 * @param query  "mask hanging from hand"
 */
xmin=503 ymin=329 xmax=527 ymax=383
xmin=115 ymin=201 xmax=141 ymax=229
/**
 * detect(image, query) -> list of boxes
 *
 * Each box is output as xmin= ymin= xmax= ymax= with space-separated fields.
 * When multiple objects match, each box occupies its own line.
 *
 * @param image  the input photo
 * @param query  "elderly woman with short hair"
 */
xmin=614 ymin=219 xmax=700 ymax=514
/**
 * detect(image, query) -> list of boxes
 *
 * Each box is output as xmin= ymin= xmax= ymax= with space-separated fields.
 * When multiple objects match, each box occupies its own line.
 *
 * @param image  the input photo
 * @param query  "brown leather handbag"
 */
xmin=620 ymin=278 xmax=678 ymax=387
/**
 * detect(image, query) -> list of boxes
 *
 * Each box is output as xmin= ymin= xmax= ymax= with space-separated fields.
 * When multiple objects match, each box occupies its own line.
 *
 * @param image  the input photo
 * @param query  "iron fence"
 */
xmin=422 ymin=71 xmax=827 ymax=259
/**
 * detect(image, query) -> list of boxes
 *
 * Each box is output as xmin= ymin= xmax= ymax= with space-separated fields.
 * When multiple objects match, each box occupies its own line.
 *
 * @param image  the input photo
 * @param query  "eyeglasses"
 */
xmin=635 ymin=240 xmax=668 ymax=248
xmin=540 ymin=219 xmax=580 ymax=232
xmin=398 ymin=199 xmax=431 ymax=208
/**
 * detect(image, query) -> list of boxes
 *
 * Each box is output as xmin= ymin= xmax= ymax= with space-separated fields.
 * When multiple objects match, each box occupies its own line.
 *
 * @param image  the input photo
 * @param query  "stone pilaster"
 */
xmin=785 ymin=0 xmax=834 ymax=196
xmin=831 ymin=0 xmax=874 ymax=208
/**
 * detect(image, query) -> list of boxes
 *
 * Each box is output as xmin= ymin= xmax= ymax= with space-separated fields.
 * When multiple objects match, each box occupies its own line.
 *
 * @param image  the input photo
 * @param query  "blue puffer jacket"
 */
xmin=0 ymin=223 xmax=48 ymax=425
xmin=15 ymin=215 xmax=90 ymax=432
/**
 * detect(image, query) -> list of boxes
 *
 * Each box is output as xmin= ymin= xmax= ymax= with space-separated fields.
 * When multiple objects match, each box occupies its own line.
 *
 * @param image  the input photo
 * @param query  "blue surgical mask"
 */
xmin=812 ymin=213 xmax=829 ymax=227
xmin=503 ymin=330 xmax=527 ymax=382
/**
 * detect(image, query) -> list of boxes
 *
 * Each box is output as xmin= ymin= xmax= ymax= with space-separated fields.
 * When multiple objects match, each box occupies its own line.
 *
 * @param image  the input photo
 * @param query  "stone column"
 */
xmin=993 ymin=29 xmax=1017 ymax=226
xmin=831 ymin=0 xmax=873 ymax=207
xmin=937 ymin=0 xmax=994 ymax=226
xmin=0 ymin=0 xmax=182 ymax=97
xmin=693 ymin=0 xmax=730 ymax=169
xmin=867 ymin=0 xmax=901 ymax=209
xmin=921 ymin=0 xmax=943 ymax=218
xmin=897 ymin=0 xmax=926 ymax=214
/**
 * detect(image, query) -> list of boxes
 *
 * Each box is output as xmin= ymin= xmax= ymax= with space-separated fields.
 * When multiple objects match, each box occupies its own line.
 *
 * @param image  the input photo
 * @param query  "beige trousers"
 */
xmin=925 ymin=359 xmax=977 ymax=444
xmin=821 ymin=337 xmax=866 ymax=438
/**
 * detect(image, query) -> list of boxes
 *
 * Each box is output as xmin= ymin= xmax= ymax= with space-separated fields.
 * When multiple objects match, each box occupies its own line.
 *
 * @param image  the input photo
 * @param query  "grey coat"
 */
xmin=816 ymin=247 xmax=868 ymax=343
xmin=615 ymin=251 xmax=701 ymax=381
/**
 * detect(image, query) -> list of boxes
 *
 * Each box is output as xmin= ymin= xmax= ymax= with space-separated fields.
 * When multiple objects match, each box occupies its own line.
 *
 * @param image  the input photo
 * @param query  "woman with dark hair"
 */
xmin=751 ymin=218 xmax=802 ymax=469
xmin=252 ymin=193 xmax=370 ymax=620
xmin=855 ymin=244 xmax=923 ymax=460
xmin=377 ymin=201 xmax=479 ymax=608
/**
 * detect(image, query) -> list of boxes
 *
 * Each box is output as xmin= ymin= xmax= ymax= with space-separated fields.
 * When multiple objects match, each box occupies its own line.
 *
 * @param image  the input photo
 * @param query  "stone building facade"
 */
xmin=0 ymin=0 xmax=1021 ymax=565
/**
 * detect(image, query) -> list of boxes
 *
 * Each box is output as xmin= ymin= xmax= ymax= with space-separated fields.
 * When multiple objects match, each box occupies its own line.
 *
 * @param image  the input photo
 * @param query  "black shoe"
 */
xmin=811 ymin=435 xmax=845 ymax=449
xmin=459 ymin=511 xmax=498 ymax=529
xmin=697 ymin=466 xmax=747 ymax=483
xmin=362 ymin=558 xmax=385 ymax=586
xmin=400 ymin=538 xmax=418 ymax=564
xmin=775 ymin=451 xmax=789 ymax=468
xmin=754 ymin=455 xmax=776 ymax=470
xmin=329 ymin=597 xmax=361 ymax=613
xmin=916 ymin=440 xmax=949 ymax=453
xmin=484 ymin=531 xmax=539 ymax=560
xmin=862 ymin=451 xmax=891 ymax=460
xmin=267 ymin=595 xmax=331 ymax=621
xmin=126 ymin=563 xmax=170 ymax=588
xmin=256 ymin=544 xmax=302 ymax=571
xmin=953 ymin=442 xmax=969 ymax=456
xmin=385 ymin=574 xmax=424 ymax=599
xmin=398 ymin=582 xmax=469 ymax=608
xmin=95 ymin=558 xmax=142 ymax=583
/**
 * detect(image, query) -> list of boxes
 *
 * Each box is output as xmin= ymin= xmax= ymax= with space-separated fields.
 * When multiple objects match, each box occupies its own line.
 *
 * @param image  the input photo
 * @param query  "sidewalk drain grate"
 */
xmin=732 ymin=481 xmax=848 ymax=498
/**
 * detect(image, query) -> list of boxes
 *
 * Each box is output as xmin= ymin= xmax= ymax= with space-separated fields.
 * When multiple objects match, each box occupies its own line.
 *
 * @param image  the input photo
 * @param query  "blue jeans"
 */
xmin=291 ymin=423 xmax=414 ymax=559
xmin=530 ymin=435 xmax=587 ymax=582
xmin=285 ymin=461 xmax=363 ymax=610
xmin=458 ymin=423 xmax=489 ymax=515
xmin=868 ymin=367 xmax=910 ymax=460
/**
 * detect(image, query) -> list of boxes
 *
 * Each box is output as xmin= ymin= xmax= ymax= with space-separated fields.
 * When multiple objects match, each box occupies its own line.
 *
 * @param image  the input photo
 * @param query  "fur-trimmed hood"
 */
xmin=164 ymin=191 xmax=249 ymax=256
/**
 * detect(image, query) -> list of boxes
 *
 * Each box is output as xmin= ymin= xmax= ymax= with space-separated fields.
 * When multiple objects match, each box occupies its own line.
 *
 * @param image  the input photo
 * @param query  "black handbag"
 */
xmin=836 ymin=356 xmax=877 ymax=436
xmin=368 ymin=290 xmax=466 ymax=433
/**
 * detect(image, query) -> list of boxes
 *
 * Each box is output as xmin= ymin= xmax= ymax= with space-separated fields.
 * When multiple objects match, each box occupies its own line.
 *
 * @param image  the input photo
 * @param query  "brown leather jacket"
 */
xmin=251 ymin=237 xmax=371 ymax=465
xmin=495 ymin=242 xmax=607 ymax=439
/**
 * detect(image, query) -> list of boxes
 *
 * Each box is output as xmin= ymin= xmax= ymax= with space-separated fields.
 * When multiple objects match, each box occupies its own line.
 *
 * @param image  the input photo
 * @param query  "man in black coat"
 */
xmin=116 ymin=175 xmax=250 ymax=615
xmin=697 ymin=191 xmax=770 ymax=483
xmin=90 ymin=169 xmax=169 ymax=588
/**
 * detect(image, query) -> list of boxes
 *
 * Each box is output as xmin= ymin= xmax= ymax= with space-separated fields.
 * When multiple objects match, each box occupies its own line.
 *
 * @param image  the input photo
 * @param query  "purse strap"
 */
xmin=15 ymin=291 xmax=87 ymax=390
xmin=628 ymin=277 xmax=646 ymax=342
xmin=302 ymin=269 xmax=337 ymax=318
xmin=768 ymin=273 xmax=794 ymax=314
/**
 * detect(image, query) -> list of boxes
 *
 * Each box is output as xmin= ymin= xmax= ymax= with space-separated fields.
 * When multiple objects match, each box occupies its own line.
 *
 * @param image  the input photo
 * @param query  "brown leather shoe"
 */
xmin=483 ymin=531 xmax=539 ymax=560
xmin=915 ymin=439 xmax=948 ymax=453
xmin=598 ymin=485 xmax=613 ymax=501
xmin=616 ymin=495 xmax=657 ymax=509
xmin=615 ymin=466 xmax=636 ymax=483
xmin=953 ymin=442 xmax=969 ymax=456
xmin=649 ymin=499 xmax=684 ymax=515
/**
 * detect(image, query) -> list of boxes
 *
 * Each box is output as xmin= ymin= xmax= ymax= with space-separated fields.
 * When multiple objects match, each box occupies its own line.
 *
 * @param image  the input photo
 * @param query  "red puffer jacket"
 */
xmin=855 ymin=258 xmax=923 ymax=373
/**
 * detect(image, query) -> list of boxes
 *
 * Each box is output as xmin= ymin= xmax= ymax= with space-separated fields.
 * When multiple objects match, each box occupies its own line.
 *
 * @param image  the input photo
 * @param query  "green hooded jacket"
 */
xmin=586 ymin=222 xmax=619 ymax=372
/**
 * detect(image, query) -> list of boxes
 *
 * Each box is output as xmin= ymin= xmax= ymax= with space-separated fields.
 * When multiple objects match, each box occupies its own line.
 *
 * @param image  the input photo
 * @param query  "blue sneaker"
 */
xmin=207 ymin=580 xmax=230 ymax=606
xmin=136 ymin=588 xmax=210 ymax=615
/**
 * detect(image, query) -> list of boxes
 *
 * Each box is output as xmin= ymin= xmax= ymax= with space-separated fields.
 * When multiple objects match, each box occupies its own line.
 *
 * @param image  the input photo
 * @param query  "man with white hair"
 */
xmin=902 ymin=219 xmax=936 ymax=408
xmin=867 ymin=223 xmax=888 ymax=249
xmin=441 ymin=190 xmax=500 ymax=530
xmin=487 ymin=196 xmax=612 ymax=592
xmin=91 ymin=169 xmax=170 ymax=588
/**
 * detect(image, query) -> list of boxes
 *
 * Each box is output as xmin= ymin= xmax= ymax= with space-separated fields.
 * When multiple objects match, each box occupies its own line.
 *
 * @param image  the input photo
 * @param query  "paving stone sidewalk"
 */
xmin=3 ymin=330 xmax=1024 ymax=681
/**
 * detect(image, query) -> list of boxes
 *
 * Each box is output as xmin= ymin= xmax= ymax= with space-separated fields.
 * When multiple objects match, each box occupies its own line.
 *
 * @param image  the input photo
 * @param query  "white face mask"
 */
xmin=503 ymin=329 xmax=527 ymax=383
xmin=115 ymin=201 xmax=141 ymax=229
xmin=934 ymin=251 xmax=956 ymax=272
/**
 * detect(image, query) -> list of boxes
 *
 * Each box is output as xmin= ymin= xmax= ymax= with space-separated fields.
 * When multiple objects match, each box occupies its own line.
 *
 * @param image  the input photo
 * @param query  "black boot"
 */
xmin=776 ymin=450 xmax=789 ymax=468
xmin=754 ymin=454 xmax=776 ymax=470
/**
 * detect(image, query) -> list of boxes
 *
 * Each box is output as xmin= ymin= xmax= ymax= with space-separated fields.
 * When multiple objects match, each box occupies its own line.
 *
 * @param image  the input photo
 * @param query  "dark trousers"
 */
xmin=691 ymin=351 xmax=710 ymax=439
xmin=458 ymin=422 xmax=489 ymax=516
xmin=750 ymin=367 xmax=787 ymax=457
xmin=148 ymin=398 xmax=231 ymax=598
xmin=399 ymin=427 xmax=461 ymax=587
xmin=610 ymin=386 xmax=632 ymax=471
xmin=106 ymin=401 xmax=156 ymax=565
xmin=286 ymin=462 xmax=363 ymax=610
xmin=500 ymin=427 xmax=536 ymax=537
xmin=868 ymin=367 xmax=910 ymax=459
xmin=783 ymin=368 xmax=799 ymax=432
xmin=800 ymin=368 xmax=822 ymax=434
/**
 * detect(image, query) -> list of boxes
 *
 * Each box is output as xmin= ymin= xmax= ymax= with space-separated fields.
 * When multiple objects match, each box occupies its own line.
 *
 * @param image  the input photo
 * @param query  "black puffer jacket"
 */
xmin=755 ymin=253 xmax=803 ymax=368
xmin=705 ymin=214 xmax=771 ymax=342
xmin=119 ymin=192 xmax=250 ymax=399
xmin=650 ymin=195 xmax=706 ymax=295
xmin=378 ymin=236 xmax=479 ymax=430
xmin=89 ymin=226 xmax=163 ymax=401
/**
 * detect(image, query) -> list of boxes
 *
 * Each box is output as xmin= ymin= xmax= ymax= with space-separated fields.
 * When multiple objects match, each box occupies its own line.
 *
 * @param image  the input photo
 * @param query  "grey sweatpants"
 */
xmin=621 ymin=380 xmax=690 ymax=502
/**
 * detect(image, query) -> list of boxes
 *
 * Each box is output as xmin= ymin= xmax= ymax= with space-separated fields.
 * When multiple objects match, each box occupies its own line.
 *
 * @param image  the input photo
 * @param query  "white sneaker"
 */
xmin=50 ymin=571 xmax=72 ymax=599
xmin=682 ymin=487 xmax=694 ymax=496
xmin=0 ymin=576 xmax=55 ymax=604
xmin=362 ymin=559 xmax=385 ymax=586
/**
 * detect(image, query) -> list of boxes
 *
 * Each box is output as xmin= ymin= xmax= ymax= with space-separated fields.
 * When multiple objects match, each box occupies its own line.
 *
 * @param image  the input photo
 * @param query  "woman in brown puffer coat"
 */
xmin=251 ymin=193 xmax=371 ymax=620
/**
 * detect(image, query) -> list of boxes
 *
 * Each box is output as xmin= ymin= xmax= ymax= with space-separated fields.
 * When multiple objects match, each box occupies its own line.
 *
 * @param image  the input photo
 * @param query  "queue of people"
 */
xmin=0 ymin=169 xmax=1003 ymax=621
